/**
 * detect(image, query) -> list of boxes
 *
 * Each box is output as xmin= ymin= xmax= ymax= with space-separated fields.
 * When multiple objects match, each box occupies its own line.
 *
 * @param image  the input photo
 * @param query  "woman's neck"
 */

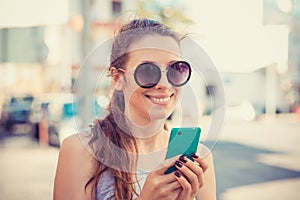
xmin=134 ymin=125 xmax=170 ymax=171
xmin=128 ymin=119 xmax=169 ymax=153
xmin=136 ymin=128 xmax=168 ymax=154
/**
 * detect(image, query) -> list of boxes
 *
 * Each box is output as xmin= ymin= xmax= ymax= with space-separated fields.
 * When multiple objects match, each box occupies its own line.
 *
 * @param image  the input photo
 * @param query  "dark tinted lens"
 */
xmin=167 ymin=61 xmax=191 ymax=86
xmin=134 ymin=63 xmax=161 ymax=88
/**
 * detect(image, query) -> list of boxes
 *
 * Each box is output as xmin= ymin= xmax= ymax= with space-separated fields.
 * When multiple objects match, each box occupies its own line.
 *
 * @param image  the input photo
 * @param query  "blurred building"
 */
xmin=263 ymin=0 xmax=300 ymax=112
xmin=0 ymin=0 xmax=72 ymax=97
xmin=183 ymin=0 xmax=299 ymax=119
xmin=1 ymin=0 xmax=299 ymax=126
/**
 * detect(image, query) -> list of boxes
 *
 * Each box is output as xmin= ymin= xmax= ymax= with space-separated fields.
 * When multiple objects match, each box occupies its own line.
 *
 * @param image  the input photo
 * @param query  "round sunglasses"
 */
xmin=117 ymin=61 xmax=192 ymax=88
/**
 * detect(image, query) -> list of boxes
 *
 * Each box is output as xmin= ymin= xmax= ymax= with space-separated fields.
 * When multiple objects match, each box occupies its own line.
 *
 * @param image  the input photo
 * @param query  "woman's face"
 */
xmin=120 ymin=34 xmax=182 ymax=126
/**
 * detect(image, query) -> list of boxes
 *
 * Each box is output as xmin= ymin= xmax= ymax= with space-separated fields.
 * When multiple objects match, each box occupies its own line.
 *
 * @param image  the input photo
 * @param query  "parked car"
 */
xmin=0 ymin=95 xmax=35 ymax=135
xmin=0 ymin=94 xmax=82 ymax=147
xmin=47 ymin=95 xmax=109 ymax=147
xmin=27 ymin=94 xmax=74 ymax=147
xmin=29 ymin=93 xmax=84 ymax=147
xmin=29 ymin=98 xmax=58 ymax=147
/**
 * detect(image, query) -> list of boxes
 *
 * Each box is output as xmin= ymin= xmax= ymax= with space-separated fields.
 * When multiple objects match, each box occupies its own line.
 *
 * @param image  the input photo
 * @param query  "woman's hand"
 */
xmin=174 ymin=154 xmax=209 ymax=200
xmin=137 ymin=158 xmax=182 ymax=200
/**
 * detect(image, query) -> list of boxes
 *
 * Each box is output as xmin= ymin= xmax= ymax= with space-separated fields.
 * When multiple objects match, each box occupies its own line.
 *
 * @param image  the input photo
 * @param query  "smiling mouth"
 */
xmin=145 ymin=94 xmax=174 ymax=104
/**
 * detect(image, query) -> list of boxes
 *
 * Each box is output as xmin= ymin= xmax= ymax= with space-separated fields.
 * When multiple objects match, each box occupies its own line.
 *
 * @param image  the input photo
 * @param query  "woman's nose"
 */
xmin=154 ymin=72 xmax=171 ymax=89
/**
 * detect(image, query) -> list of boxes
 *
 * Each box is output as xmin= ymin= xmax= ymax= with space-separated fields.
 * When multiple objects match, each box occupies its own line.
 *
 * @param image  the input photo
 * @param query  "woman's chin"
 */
xmin=149 ymin=105 xmax=170 ymax=120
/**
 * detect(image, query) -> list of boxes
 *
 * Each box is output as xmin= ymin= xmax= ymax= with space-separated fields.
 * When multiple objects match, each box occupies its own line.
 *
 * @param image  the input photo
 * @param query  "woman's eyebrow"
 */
xmin=140 ymin=60 xmax=180 ymax=65
xmin=140 ymin=60 xmax=155 ymax=64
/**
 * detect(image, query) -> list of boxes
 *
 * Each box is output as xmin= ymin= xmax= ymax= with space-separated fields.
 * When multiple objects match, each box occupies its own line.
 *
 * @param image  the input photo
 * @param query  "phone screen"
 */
xmin=164 ymin=127 xmax=201 ymax=174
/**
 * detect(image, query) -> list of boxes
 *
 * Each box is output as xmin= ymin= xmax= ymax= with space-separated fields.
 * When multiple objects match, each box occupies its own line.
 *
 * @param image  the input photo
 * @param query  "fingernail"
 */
xmin=175 ymin=171 xmax=181 ymax=178
xmin=175 ymin=160 xmax=182 ymax=168
xmin=179 ymin=155 xmax=187 ymax=163
xmin=191 ymin=153 xmax=199 ymax=158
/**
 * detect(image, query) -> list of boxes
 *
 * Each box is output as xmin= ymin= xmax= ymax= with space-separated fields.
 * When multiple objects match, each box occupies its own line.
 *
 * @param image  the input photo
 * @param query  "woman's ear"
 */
xmin=110 ymin=67 xmax=124 ymax=90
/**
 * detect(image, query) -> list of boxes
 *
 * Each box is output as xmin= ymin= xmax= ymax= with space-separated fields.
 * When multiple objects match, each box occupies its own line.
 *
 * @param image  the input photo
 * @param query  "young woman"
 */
xmin=54 ymin=18 xmax=216 ymax=200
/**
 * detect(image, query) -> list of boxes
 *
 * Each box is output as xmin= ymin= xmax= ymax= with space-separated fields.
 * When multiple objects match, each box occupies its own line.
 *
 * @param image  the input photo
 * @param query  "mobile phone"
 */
xmin=164 ymin=127 xmax=201 ymax=174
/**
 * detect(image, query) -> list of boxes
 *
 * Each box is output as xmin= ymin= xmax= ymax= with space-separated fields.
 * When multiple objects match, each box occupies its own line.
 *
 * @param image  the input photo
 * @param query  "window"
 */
xmin=112 ymin=0 xmax=122 ymax=17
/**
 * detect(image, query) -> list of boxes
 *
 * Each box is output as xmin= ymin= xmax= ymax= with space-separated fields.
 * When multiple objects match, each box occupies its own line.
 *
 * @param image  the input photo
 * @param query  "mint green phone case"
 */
xmin=164 ymin=127 xmax=201 ymax=174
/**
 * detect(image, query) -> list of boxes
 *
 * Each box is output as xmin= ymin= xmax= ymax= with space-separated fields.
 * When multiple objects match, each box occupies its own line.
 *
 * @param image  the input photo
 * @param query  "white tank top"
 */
xmin=95 ymin=169 xmax=148 ymax=200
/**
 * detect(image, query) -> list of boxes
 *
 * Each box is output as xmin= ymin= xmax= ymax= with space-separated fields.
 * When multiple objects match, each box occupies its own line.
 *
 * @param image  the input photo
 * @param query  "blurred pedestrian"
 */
xmin=53 ymin=18 xmax=216 ymax=200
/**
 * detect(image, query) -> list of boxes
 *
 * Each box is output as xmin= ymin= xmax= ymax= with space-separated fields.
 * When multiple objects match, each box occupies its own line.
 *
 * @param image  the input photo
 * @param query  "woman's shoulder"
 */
xmin=61 ymin=132 xmax=82 ymax=148
xmin=61 ymin=129 xmax=87 ymax=147
xmin=195 ymin=144 xmax=216 ymax=200
xmin=197 ymin=143 xmax=214 ymax=162
xmin=55 ymin=129 xmax=98 ymax=185
xmin=59 ymin=128 xmax=95 ymax=162
xmin=54 ymin=129 xmax=98 ymax=199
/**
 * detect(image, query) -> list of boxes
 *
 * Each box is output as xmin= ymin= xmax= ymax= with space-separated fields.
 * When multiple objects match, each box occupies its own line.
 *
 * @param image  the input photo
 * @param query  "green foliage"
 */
xmin=136 ymin=0 xmax=194 ymax=31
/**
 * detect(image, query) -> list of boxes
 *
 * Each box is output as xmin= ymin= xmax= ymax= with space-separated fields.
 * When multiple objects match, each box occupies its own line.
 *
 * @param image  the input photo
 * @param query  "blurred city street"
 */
xmin=214 ymin=114 xmax=300 ymax=200
xmin=0 ymin=135 xmax=58 ymax=200
xmin=1 ymin=0 xmax=300 ymax=200
xmin=0 ymin=114 xmax=299 ymax=200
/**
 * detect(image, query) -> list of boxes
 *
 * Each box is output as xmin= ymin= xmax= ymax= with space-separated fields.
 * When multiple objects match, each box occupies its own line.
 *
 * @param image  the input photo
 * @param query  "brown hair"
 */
xmin=87 ymin=18 xmax=182 ymax=200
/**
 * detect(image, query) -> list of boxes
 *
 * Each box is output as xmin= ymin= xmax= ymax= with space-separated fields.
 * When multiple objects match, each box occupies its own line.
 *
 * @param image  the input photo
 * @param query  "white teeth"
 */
xmin=149 ymin=96 xmax=170 ymax=103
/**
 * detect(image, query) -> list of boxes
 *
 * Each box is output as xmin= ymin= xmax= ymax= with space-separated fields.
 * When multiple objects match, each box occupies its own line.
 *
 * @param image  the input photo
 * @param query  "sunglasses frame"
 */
xmin=117 ymin=61 xmax=191 ymax=88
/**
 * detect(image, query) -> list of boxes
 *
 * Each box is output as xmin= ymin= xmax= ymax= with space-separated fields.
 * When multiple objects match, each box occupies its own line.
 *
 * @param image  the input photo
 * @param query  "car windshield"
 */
xmin=10 ymin=96 xmax=34 ymax=112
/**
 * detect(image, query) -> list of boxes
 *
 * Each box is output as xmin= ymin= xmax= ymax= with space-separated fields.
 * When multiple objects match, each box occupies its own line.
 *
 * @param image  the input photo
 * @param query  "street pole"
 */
xmin=78 ymin=0 xmax=92 ymax=128
xmin=265 ymin=63 xmax=277 ymax=117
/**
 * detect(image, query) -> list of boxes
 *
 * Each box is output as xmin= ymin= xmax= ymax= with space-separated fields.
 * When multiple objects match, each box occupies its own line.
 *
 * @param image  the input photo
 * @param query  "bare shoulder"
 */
xmin=54 ymin=131 xmax=98 ymax=200
xmin=58 ymin=135 xmax=84 ymax=161
xmin=60 ymin=128 xmax=96 ymax=159
xmin=197 ymin=143 xmax=214 ymax=163
xmin=61 ymin=133 xmax=83 ymax=151
xmin=60 ymin=132 xmax=89 ymax=154
xmin=196 ymin=143 xmax=216 ymax=200
xmin=58 ymin=131 xmax=98 ymax=174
